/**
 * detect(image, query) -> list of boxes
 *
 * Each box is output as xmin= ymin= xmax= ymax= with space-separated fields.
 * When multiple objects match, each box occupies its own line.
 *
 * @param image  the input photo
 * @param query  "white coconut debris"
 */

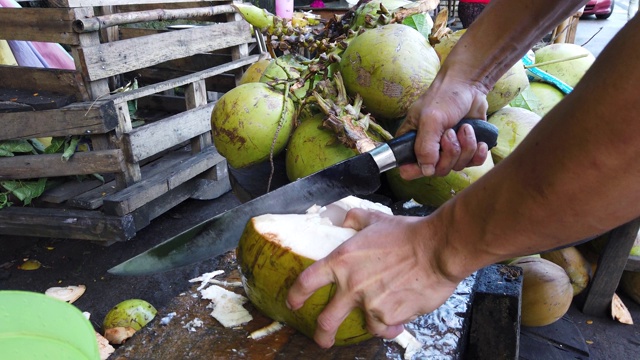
xmin=189 ymin=270 xmax=225 ymax=291
xmin=248 ymin=321 xmax=284 ymax=340
xmin=200 ymin=285 xmax=253 ymax=328
xmin=159 ymin=312 xmax=177 ymax=326
xmin=95 ymin=331 xmax=115 ymax=360
xmin=44 ymin=285 xmax=86 ymax=303
xmin=183 ymin=318 xmax=204 ymax=332
xmin=390 ymin=329 xmax=424 ymax=360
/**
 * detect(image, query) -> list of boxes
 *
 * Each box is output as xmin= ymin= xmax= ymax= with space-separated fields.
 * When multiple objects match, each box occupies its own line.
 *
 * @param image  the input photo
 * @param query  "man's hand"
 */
xmin=286 ymin=209 xmax=462 ymax=348
xmin=396 ymin=72 xmax=491 ymax=180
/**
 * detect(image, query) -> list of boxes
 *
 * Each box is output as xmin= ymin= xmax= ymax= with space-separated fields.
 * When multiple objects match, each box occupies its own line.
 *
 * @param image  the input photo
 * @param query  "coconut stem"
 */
xmin=267 ymin=81 xmax=292 ymax=192
xmin=523 ymin=54 xmax=589 ymax=69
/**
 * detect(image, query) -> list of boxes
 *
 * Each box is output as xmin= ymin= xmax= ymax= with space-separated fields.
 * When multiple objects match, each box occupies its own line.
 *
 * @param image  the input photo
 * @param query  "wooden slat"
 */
xmin=102 ymin=146 xmax=224 ymax=216
xmin=625 ymin=255 xmax=640 ymax=272
xmin=68 ymin=147 xmax=195 ymax=210
xmin=0 ymin=66 xmax=86 ymax=99
xmin=0 ymin=149 xmax=123 ymax=179
xmin=67 ymin=181 xmax=118 ymax=210
xmin=55 ymin=0 xmax=230 ymax=7
xmin=130 ymin=175 xmax=225 ymax=230
xmin=39 ymin=178 xmax=105 ymax=204
xmin=124 ymin=102 xmax=213 ymax=162
xmin=117 ymin=1 xmax=232 ymax=12
xmin=579 ymin=218 xmax=640 ymax=316
xmin=107 ymin=54 xmax=260 ymax=103
xmin=0 ymin=100 xmax=118 ymax=141
xmin=79 ymin=20 xmax=251 ymax=81
xmin=0 ymin=8 xmax=80 ymax=45
xmin=0 ymin=206 xmax=136 ymax=242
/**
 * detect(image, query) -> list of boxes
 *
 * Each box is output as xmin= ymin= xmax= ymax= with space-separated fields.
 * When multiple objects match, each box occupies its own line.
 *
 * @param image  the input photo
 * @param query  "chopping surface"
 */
xmin=112 ymin=251 xmax=476 ymax=359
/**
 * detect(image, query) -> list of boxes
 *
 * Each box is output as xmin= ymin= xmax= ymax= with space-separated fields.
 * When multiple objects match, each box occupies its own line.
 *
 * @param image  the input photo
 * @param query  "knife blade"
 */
xmin=109 ymin=119 xmax=498 ymax=276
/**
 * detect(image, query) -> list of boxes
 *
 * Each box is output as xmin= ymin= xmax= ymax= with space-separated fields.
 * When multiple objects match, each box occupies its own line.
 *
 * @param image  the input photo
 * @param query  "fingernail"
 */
xmin=285 ymin=299 xmax=292 ymax=310
xmin=463 ymin=123 xmax=473 ymax=136
xmin=446 ymin=128 xmax=457 ymax=142
xmin=420 ymin=164 xmax=435 ymax=177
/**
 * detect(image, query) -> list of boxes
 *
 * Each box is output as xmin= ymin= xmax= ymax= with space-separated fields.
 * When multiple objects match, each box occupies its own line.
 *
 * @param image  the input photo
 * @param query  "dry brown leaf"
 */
xmin=611 ymin=292 xmax=634 ymax=325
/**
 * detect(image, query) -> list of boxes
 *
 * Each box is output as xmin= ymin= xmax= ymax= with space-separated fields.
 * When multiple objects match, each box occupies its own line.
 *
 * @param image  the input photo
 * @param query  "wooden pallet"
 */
xmin=0 ymin=0 xmax=261 ymax=243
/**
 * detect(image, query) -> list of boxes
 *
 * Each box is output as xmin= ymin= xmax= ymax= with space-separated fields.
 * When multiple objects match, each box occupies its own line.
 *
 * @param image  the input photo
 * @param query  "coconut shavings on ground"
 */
xmin=191 ymin=270 xmax=253 ymax=328
xmin=183 ymin=318 xmax=204 ymax=332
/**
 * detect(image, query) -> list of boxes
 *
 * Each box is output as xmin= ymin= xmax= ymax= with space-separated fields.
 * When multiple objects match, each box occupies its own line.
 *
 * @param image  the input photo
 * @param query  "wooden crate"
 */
xmin=0 ymin=0 xmax=262 ymax=244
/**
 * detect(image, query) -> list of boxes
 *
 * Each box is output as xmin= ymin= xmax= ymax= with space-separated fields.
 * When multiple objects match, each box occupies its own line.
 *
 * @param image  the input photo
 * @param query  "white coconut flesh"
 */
xmin=253 ymin=196 xmax=393 ymax=260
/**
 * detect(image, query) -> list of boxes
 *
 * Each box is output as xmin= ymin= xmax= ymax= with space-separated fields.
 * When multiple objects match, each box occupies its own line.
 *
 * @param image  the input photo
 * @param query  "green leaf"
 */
xmin=62 ymin=136 xmax=81 ymax=162
xmin=0 ymin=140 xmax=34 ymax=156
xmin=402 ymin=14 xmax=433 ymax=39
xmin=1 ymin=178 xmax=47 ymax=206
xmin=0 ymin=192 xmax=12 ymax=209
xmin=509 ymin=85 xmax=539 ymax=111
xmin=44 ymin=137 xmax=67 ymax=154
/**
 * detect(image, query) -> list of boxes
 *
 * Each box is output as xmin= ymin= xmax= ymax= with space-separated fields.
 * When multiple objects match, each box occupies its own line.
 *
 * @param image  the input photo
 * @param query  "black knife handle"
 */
xmin=387 ymin=119 xmax=499 ymax=166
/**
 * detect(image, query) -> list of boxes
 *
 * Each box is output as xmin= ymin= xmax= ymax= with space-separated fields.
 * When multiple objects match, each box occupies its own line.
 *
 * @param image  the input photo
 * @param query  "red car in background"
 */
xmin=582 ymin=0 xmax=615 ymax=19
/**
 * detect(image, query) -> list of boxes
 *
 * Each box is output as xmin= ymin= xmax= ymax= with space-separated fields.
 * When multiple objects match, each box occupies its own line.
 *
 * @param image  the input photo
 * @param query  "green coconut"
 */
xmin=486 ymin=60 xmax=530 ymax=114
xmin=286 ymin=114 xmax=358 ymax=181
xmin=351 ymin=0 xmax=412 ymax=29
xmin=339 ymin=24 xmax=440 ymax=121
xmin=433 ymin=29 xmax=466 ymax=62
xmin=433 ymin=29 xmax=529 ymax=115
xmin=103 ymin=299 xmax=157 ymax=331
xmin=511 ymin=257 xmax=573 ymax=327
xmin=533 ymin=43 xmax=595 ymax=88
xmin=237 ymin=197 xmax=393 ymax=345
xmin=386 ymin=153 xmax=494 ymax=208
xmin=211 ymin=82 xmax=295 ymax=168
xmin=487 ymin=107 xmax=541 ymax=164
xmin=510 ymin=82 xmax=565 ymax=117
xmin=239 ymin=58 xmax=273 ymax=85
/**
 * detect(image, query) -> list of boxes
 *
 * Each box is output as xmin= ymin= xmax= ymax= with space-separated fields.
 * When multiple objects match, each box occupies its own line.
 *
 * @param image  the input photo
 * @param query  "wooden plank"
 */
xmin=102 ymin=146 xmax=224 ymax=216
xmin=79 ymin=21 xmax=252 ymax=81
xmin=124 ymin=103 xmax=213 ymax=162
xmin=130 ymin=175 xmax=217 ymax=230
xmin=39 ymin=178 xmax=104 ymax=204
xmin=0 ymin=66 xmax=86 ymax=100
xmin=105 ymin=54 xmax=260 ymax=103
xmin=67 ymin=147 xmax=188 ymax=209
xmin=67 ymin=181 xmax=118 ymax=210
xmin=519 ymin=316 xmax=589 ymax=360
xmin=0 ymin=8 xmax=80 ymax=45
xmin=578 ymin=218 xmax=640 ymax=316
xmin=57 ymin=0 xmax=230 ymax=7
xmin=0 ymin=206 xmax=136 ymax=242
xmin=625 ymin=255 xmax=640 ymax=272
xmin=0 ymin=100 xmax=118 ymax=141
xmin=466 ymin=264 xmax=522 ymax=360
xmin=0 ymin=149 xmax=123 ymax=180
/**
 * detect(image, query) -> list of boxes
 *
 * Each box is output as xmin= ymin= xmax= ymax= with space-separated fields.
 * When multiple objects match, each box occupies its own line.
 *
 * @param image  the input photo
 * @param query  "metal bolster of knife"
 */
xmin=369 ymin=143 xmax=397 ymax=173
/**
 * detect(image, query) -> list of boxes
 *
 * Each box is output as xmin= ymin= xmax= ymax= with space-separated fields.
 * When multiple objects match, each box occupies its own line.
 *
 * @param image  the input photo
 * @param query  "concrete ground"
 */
xmin=1 ymin=3 xmax=639 ymax=359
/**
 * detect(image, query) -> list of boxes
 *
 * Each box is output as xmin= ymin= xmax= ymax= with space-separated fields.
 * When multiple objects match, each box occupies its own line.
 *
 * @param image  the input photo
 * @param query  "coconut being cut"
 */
xmin=236 ymin=196 xmax=392 ymax=345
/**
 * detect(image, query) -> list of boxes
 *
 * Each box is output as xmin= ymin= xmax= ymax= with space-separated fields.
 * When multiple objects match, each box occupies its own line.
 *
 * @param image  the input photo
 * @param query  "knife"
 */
xmin=109 ymin=119 xmax=498 ymax=276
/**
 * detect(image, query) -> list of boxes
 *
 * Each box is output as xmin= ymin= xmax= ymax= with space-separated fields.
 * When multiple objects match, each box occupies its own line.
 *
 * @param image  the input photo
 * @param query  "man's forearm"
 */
xmin=434 ymin=14 xmax=640 ymax=280
xmin=444 ymin=0 xmax=589 ymax=92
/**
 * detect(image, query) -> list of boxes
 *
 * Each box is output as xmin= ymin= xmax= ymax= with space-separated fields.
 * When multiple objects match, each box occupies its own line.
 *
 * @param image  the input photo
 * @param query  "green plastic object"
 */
xmin=0 ymin=290 xmax=99 ymax=360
